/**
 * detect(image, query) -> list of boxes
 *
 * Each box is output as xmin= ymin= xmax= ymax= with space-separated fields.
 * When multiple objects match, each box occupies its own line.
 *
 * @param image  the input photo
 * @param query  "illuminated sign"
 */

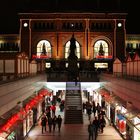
xmin=95 ymin=63 xmax=108 ymax=68
xmin=46 ymin=63 xmax=51 ymax=68
xmin=0 ymin=89 xmax=51 ymax=137
xmin=96 ymin=55 xmax=112 ymax=59
xmin=32 ymin=55 xmax=51 ymax=59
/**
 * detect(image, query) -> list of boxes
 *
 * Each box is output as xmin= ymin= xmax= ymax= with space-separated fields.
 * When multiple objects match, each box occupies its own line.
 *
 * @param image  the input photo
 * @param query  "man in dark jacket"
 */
xmin=92 ymin=116 xmax=99 ymax=139
xmin=41 ymin=114 xmax=47 ymax=133
xmin=88 ymin=121 xmax=96 ymax=140
xmin=48 ymin=116 xmax=53 ymax=132
xmin=57 ymin=115 xmax=62 ymax=132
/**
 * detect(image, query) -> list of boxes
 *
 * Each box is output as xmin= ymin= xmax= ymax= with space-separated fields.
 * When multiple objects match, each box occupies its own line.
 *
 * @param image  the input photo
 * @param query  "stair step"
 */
xmin=65 ymin=82 xmax=83 ymax=124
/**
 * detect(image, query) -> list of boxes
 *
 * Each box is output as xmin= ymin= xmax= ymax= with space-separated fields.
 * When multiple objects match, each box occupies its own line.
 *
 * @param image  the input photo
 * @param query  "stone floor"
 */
xmin=25 ymin=107 xmax=123 ymax=140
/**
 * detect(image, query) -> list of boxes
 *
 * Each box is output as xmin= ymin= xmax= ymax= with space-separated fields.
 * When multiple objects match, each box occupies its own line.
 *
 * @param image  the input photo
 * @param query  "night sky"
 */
xmin=0 ymin=0 xmax=139 ymax=34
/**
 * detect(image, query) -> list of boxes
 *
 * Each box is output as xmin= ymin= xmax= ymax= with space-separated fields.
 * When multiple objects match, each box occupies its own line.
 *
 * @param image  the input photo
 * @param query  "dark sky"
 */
xmin=0 ymin=0 xmax=139 ymax=34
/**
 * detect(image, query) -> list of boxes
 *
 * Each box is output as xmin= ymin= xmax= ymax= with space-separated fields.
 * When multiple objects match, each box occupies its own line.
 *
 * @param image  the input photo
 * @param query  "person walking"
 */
xmin=52 ymin=115 xmax=58 ymax=132
xmin=57 ymin=115 xmax=62 ymax=132
xmin=46 ymin=108 xmax=51 ymax=118
xmin=92 ymin=117 xmax=99 ymax=140
xmin=86 ymin=102 xmax=92 ymax=120
xmin=48 ymin=116 xmax=53 ymax=132
xmin=41 ymin=114 xmax=47 ymax=134
xmin=83 ymin=102 xmax=86 ymax=113
xmin=92 ymin=105 xmax=96 ymax=117
xmin=59 ymin=102 xmax=64 ymax=112
xmin=96 ymin=103 xmax=101 ymax=115
xmin=88 ymin=121 xmax=96 ymax=140
xmin=51 ymin=104 xmax=56 ymax=117
xmin=99 ymin=115 xmax=106 ymax=133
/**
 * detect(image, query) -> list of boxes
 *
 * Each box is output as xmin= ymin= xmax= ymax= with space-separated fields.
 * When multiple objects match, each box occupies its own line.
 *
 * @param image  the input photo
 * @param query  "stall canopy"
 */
xmin=0 ymin=88 xmax=51 ymax=139
xmin=122 ymin=108 xmax=140 ymax=132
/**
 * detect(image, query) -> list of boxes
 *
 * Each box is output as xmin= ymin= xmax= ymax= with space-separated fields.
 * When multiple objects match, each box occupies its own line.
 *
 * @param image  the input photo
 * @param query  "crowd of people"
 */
xmin=40 ymin=104 xmax=62 ymax=134
xmin=84 ymin=101 xmax=106 ymax=140
xmin=39 ymin=95 xmax=107 ymax=140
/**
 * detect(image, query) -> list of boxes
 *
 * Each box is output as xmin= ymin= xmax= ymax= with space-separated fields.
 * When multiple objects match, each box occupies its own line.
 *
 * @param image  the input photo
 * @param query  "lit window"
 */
xmin=65 ymin=62 xmax=68 ymax=68
xmin=94 ymin=40 xmax=109 ymax=58
xmin=71 ymin=23 xmax=74 ymax=27
xmin=37 ymin=40 xmax=51 ymax=58
xmin=65 ymin=41 xmax=80 ymax=59
xmin=95 ymin=63 xmax=108 ymax=68
xmin=133 ymin=43 xmax=136 ymax=49
xmin=46 ymin=63 xmax=51 ymax=68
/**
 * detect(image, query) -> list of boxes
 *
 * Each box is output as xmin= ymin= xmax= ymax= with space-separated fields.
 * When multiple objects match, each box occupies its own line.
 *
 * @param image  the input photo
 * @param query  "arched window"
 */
xmin=37 ymin=40 xmax=51 ymax=58
xmin=65 ymin=40 xmax=80 ymax=59
xmin=94 ymin=40 xmax=109 ymax=58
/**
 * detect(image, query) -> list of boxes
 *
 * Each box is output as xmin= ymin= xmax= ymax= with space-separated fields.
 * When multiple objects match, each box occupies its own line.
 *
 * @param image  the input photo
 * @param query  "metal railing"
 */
xmin=46 ymin=70 xmax=99 ymax=82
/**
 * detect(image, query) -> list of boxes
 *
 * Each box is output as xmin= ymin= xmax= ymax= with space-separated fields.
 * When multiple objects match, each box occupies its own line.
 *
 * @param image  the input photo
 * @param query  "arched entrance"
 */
xmin=64 ymin=40 xmax=80 ymax=59
xmin=36 ymin=40 xmax=52 ymax=58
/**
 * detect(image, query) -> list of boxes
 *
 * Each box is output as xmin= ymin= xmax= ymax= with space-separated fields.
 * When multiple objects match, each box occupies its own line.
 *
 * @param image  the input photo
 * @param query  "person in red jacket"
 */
xmin=51 ymin=104 xmax=56 ymax=117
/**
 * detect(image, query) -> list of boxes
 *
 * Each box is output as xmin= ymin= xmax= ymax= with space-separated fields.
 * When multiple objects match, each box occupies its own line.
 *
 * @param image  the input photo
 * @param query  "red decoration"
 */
xmin=119 ymin=120 xmax=126 ymax=133
xmin=1 ymin=113 xmax=19 ymax=132
xmin=0 ymin=89 xmax=52 ymax=135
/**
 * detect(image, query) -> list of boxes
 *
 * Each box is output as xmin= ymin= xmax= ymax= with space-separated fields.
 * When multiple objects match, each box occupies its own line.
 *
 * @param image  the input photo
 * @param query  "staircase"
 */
xmin=64 ymin=82 xmax=83 ymax=124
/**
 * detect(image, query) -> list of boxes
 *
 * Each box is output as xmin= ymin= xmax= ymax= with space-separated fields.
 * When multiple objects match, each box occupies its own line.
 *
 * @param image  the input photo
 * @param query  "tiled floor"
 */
xmin=25 ymin=107 xmax=123 ymax=140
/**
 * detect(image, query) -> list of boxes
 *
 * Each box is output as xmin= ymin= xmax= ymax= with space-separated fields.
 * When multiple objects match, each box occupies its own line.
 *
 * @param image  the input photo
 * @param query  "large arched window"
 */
xmin=94 ymin=40 xmax=109 ymax=58
xmin=37 ymin=40 xmax=51 ymax=58
xmin=65 ymin=40 xmax=80 ymax=59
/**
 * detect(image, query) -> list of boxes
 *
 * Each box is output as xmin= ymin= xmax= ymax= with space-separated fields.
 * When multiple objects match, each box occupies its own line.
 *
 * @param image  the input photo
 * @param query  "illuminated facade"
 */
xmin=1 ymin=12 xmax=140 ymax=80
xmin=19 ymin=12 xmax=126 ymax=71
xmin=0 ymin=12 xmax=140 ymax=140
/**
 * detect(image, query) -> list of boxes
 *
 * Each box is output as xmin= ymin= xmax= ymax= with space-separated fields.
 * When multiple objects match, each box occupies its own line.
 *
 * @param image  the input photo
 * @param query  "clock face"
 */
xmin=23 ymin=22 xmax=28 ymax=27
xmin=117 ymin=23 xmax=122 ymax=27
